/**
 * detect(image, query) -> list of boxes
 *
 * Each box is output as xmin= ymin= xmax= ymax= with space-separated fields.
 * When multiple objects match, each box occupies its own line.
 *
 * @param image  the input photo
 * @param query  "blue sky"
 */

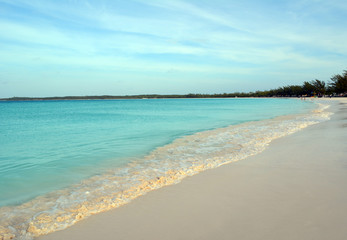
xmin=0 ymin=0 xmax=346 ymax=97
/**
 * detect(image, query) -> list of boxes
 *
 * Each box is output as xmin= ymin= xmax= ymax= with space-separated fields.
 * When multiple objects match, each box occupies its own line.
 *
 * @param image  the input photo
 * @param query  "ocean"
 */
xmin=0 ymin=98 xmax=331 ymax=239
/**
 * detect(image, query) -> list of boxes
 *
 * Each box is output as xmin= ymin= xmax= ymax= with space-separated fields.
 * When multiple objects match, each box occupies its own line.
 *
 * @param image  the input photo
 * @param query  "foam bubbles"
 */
xmin=0 ymin=103 xmax=332 ymax=240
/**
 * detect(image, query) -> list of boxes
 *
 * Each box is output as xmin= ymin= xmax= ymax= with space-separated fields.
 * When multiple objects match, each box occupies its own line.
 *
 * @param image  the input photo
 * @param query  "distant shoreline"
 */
xmin=0 ymin=94 xmax=276 ymax=101
xmin=2 ymin=70 xmax=346 ymax=101
xmin=1 ymin=94 xmax=345 ymax=101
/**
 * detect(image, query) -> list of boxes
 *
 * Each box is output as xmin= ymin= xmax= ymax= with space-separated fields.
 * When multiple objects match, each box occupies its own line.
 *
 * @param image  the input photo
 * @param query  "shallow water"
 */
xmin=0 ymin=98 xmax=330 ymax=239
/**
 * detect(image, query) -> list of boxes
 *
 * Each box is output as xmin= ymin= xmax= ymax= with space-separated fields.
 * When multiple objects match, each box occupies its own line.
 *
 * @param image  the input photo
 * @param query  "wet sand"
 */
xmin=38 ymin=98 xmax=347 ymax=240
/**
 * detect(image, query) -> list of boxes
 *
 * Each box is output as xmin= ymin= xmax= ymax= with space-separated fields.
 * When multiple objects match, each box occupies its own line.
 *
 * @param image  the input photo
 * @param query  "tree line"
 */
xmin=185 ymin=69 xmax=346 ymax=98
xmin=247 ymin=70 xmax=347 ymax=98
xmin=2 ymin=70 xmax=346 ymax=101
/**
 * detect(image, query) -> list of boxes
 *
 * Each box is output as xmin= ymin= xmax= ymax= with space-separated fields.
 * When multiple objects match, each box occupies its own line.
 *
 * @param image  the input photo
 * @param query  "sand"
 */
xmin=38 ymin=98 xmax=347 ymax=240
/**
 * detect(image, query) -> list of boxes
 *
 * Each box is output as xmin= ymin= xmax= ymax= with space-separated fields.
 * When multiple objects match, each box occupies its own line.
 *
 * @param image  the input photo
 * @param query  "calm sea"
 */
xmin=0 ymin=98 xmax=331 ymax=239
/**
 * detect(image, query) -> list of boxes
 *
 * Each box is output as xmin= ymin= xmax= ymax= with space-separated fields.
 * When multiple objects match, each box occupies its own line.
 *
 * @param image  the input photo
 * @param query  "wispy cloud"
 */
xmin=0 ymin=0 xmax=346 ymax=97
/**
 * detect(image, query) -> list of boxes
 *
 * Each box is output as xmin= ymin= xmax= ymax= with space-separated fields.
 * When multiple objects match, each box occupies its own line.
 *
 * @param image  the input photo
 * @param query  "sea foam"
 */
xmin=0 ymin=103 xmax=332 ymax=240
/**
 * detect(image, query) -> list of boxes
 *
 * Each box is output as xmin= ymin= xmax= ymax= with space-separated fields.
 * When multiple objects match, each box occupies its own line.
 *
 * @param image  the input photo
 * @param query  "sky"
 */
xmin=0 ymin=0 xmax=346 ymax=98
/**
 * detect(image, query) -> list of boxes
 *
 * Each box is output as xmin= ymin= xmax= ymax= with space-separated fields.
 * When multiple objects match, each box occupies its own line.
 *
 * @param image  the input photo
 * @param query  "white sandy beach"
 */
xmin=38 ymin=98 xmax=347 ymax=240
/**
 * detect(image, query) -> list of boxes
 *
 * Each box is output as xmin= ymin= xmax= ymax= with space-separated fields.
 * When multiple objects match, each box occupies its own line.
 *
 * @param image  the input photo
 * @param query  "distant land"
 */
xmin=0 ymin=93 xmax=283 ymax=101
xmin=0 ymin=92 xmax=345 ymax=101
xmin=1 ymin=91 xmax=346 ymax=101
xmin=0 ymin=93 xmax=276 ymax=101
xmin=1 ymin=70 xmax=346 ymax=101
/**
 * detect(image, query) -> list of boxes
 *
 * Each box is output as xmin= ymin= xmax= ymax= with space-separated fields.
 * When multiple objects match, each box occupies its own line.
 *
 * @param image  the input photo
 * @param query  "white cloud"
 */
xmin=0 ymin=0 xmax=346 ymax=97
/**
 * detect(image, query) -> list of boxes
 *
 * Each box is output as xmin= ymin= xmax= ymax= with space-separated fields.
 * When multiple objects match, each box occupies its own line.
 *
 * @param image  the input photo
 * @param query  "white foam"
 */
xmin=0 ymin=103 xmax=332 ymax=240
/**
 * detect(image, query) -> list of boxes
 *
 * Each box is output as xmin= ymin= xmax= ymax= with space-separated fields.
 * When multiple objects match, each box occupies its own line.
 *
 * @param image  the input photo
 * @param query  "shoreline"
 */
xmin=0 ymin=98 xmax=322 ymax=240
xmin=38 ymin=98 xmax=347 ymax=240
xmin=1 ymin=96 xmax=346 ymax=101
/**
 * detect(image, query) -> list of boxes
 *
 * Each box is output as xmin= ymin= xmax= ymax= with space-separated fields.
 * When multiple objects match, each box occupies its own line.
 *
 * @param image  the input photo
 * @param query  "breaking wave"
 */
xmin=0 ymin=103 xmax=332 ymax=240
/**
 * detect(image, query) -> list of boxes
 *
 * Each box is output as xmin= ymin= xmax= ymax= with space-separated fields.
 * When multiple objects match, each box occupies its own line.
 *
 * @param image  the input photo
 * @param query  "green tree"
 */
xmin=329 ymin=70 xmax=347 ymax=94
xmin=302 ymin=81 xmax=315 ymax=96
xmin=311 ymin=79 xmax=326 ymax=95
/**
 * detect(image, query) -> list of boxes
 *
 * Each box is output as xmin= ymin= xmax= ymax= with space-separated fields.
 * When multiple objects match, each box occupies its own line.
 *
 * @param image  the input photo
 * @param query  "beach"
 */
xmin=37 ymin=98 xmax=347 ymax=240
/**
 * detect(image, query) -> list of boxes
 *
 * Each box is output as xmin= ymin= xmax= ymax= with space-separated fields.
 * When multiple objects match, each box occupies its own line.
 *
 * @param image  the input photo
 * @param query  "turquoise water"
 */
xmin=0 ymin=98 xmax=311 ymax=206
xmin=0 ymin=98 xmax=326 ymax=239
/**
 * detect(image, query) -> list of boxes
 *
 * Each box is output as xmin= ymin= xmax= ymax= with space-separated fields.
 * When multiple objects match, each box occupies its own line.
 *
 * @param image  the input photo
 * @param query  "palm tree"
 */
xmin=311 ymin=79 xmax=326 ymax=96
xmin=329 ymin=70 xmax=347 ymax=94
